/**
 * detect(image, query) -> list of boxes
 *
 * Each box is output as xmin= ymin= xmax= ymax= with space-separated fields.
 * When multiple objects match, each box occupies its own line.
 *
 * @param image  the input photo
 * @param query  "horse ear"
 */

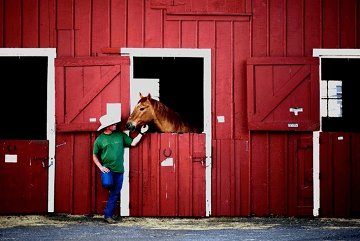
xmin=139 ymin=92 xmax=144 ymax=99
xmin=147 ymin=93 xmax=152 ymax=100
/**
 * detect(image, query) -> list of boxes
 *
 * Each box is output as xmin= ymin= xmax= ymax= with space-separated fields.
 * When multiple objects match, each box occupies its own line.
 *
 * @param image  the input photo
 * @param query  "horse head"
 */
xmin=126 ymin=93 xmax=155 ymax=132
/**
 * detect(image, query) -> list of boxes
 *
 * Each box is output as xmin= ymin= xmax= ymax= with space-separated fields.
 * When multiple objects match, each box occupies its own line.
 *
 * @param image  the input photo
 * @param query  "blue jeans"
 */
xmin=100 ymin=171 xmax=124 ymax=219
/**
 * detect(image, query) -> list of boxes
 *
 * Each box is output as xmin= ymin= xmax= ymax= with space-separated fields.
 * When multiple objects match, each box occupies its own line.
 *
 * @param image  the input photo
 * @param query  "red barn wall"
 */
xmin=1 ymin=0 xmax=360 ymax=216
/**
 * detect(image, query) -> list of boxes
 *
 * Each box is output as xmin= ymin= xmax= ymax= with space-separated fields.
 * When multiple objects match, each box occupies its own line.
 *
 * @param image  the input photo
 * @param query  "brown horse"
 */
xmin=126 ymin=93 xmax=199 ymax=133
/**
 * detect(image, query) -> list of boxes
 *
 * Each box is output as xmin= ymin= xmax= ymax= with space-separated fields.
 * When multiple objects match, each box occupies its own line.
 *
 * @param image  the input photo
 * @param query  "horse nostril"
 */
xmin=126 ymin=122 xmax=136 ymax=132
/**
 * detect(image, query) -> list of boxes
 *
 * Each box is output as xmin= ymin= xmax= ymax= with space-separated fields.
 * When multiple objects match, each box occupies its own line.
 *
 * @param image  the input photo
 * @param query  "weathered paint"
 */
xmin=1 ymin=0 xmax=360 ymax=217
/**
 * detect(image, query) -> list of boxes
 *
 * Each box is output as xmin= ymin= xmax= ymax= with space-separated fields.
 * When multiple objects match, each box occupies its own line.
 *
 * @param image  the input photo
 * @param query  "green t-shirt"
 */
xmin=93 ymin=131 xmax=133 ymax=173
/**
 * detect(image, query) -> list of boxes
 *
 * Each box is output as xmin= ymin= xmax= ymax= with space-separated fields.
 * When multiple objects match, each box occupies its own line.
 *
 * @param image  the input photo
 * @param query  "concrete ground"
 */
xmin=1 ymin=214 xmax=360 ymax=240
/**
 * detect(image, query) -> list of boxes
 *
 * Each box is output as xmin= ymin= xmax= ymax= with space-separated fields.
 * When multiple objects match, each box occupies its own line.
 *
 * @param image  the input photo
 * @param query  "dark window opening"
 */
xmin=133 ymin=57 xmax=204 ymax=132
xmin=0 ymin=57 xmax=48 ymax=140
xmin=321 ymin=58 xmax=359 ymax=132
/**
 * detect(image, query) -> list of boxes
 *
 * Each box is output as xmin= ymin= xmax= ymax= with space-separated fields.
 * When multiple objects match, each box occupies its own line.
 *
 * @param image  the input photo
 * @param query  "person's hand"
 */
xmin=100 ymin=166 xmax=110 ymax=173
xmin=140 ymin=124 xmax=149 ymax=134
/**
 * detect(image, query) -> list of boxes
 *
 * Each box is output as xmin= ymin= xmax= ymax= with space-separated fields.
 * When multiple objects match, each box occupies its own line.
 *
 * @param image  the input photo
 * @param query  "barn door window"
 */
xmin=321 ymin=80 xmax=342 ymax=118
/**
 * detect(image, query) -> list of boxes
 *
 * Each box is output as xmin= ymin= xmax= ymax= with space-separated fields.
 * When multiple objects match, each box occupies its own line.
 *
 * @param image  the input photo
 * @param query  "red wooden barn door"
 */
xmin=55 ymin=57 xmax=130 ymax=214
xmin=247 ymin=57 xmax=319 ymax=216
xmin=130 ymin=133 xmax=206 ymax=217
xmin=247 ymin=57 xmax=319 ymax=131
xmin=320 ymin=133 xmax=360 ymax=217
xmin=0 ymin=140 xmax=48 ymax=214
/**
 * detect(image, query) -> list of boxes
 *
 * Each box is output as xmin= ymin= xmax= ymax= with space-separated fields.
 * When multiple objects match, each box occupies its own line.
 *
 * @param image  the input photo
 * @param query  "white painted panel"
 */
xmin=130 ymin=78 xmax=160 ymax=112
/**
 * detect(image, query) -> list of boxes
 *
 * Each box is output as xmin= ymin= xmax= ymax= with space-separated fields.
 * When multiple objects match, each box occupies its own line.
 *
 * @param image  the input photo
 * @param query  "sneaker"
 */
xmin=111 ymin=215 xmax=123 ymax=222
xmin=104 ymin=217 xmax=116 ymax=224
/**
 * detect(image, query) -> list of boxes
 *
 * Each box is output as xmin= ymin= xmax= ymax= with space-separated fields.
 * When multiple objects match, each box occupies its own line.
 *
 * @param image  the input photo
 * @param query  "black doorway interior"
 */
xmin=0 ymin=57 xmax=48 ymax=140
xmin=321 ymin=58 xmax=360 ymax=132
xmin=133 ymin=57 xmax=204 ymax=132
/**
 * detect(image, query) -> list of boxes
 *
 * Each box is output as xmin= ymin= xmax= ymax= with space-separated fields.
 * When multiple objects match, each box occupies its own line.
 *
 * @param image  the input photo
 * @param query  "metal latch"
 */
xmin=34 ymin=157 xmax=52 ymax=168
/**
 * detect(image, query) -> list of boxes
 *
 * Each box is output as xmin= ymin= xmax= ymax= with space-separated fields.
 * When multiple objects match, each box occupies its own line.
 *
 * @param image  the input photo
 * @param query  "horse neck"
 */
xmin=151 ymin=100 xmax=183 ymax=132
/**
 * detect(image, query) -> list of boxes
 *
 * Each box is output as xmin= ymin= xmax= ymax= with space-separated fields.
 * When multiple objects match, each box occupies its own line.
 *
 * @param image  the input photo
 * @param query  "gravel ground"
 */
xmin=1 ymin=214 xmax=360 ymax=240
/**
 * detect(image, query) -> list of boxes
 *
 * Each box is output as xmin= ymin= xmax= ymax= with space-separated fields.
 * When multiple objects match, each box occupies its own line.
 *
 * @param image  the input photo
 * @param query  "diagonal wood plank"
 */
xmin=65 ymin=65 xmax=121 ymax=123
xmin=254 ymin=65 xmax=310 ymax=122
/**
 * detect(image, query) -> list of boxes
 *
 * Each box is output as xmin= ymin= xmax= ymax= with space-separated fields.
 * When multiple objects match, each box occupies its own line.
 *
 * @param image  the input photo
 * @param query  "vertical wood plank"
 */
xmin=269 ymin=0 xmax=285 ymax=57
xmin=269 ymin=133 xmax=287 ymax=216
xmin=178 ymin=133 xmax=192 ymax=216
xmin=57 ymin=0 xmax=73 ymax=30
xmin=4 ymin=0 xmax=21 ymax=47
xmin=192 ymin=133 xmax=206 ymax=216
xmin=215 ymin=21 xmax=232 ymax=139
xmin=128 ymin=0 xmax=143 ymax=47
xmin=159 ymin=133 xmax=177 ymax=216
xmin=73 ymin=133 xmax=92 ymax=214
xmin=55 ymin=65 xmax=65 ymax=124
xmin=340 ymin=0 xmax=357 ymax=48
xmin=286 ymin=0 xmax=303 ymax=56
xmin=110 ymin=0 xmax=127 ymax=48
xmin=251 ymin=132 xmax=269 ymax=216
xmin=304 ymin=0 xmax=320 ymax=56
xmin=22 ymin=0 xmax=39 ymax=47
xmin=74 ymin=0 xmax=91 ymax=56
xmin=145 ymin=0 xmax=162 ymax=47
xmin=181 ymin=21 xmax=197 ymax=48
xmin=92 ymin=0 xmax=110 ymax=55
xmin=234 ymin=21 xmax=250 ymax=139
xmin=322 ymin=0 xmax=339 ymax=48
xmin=83 ymin=66 xmax=102 ymax=123
xmin=211 ymin=140 xmax=218 ymax=216
xmin=251 ymin=0 xmax=267 ymax=57
xmin=65 ymin=66 xmax=84 ymax=123
xmin=129 ymin=140 xmax=141 ymax=216
xmin=39 ymin=0 xmax=55 ymax=47
xmin=54 ymin=133 xmax=72 ymax=213
xmin=164 ymin=20 xmax=180 ymax=48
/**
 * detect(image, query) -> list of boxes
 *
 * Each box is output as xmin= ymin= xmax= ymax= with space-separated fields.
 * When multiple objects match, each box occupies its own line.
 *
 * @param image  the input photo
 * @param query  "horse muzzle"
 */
xmin=126 ymin=122 xmax=137 ymax=132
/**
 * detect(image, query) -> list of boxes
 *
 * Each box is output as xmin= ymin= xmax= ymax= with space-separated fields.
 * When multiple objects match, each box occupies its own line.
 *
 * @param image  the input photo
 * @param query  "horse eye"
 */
xmin=140 ymin=108 xmax=145 ymax=111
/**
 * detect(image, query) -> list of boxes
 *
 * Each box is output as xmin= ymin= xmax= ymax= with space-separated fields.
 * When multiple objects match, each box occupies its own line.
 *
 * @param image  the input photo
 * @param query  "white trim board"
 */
xmin=0 ymin=48 xmax=57 ymax=212
xmin=121 ymin=48 xmax=212 ymax=217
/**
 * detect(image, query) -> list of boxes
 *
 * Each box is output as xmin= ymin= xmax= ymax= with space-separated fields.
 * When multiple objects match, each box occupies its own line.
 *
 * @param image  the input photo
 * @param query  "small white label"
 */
xmin=89 ymin=118 xmax=97 ymax=122
xmin=288 ymin=123 xmax=299 ymax=128
xmin=338 ymin=136 xmax=344 ymax=140
xmin=161 ymin=158 xmax=173 ymax=167
xmin=5 ymin=154 xmax=17 ymax=163
xmin=217 ymin=116 xmax=225 ymax=123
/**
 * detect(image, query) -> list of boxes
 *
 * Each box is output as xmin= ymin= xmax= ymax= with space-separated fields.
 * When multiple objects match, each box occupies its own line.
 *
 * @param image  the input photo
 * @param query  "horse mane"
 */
xmin=149 ymin=98 xmax=198 ymax=133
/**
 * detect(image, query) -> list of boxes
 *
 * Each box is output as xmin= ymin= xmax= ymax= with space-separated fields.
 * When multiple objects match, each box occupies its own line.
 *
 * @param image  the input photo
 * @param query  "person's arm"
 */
xmin=131 ymin=125 xmax=149 ymax=146
xmin=93 ymin=154 xmax=110 ymax=173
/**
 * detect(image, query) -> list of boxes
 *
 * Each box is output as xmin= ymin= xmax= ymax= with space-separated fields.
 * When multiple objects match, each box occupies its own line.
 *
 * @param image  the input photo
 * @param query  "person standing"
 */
xmin=93 ymin=114 xmax=148 ymax=223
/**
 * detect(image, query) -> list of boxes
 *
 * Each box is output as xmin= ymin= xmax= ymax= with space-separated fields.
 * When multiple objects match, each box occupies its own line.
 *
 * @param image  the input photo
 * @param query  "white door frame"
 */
xmin=0 ymin=48 xmax=57 ymax=212
xmin=313 ymin=48 xmax=360 ymax=216
xmin=121 ymin=48 xmax=212 ymax=216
